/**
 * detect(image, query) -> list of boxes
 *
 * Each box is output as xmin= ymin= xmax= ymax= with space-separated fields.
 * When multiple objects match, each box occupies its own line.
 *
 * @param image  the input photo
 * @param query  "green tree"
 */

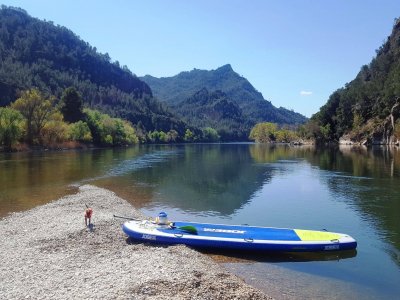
xmin=184 ymin=129 xmax=194 ymax=142
xmin=121 ymin=121 xmax=139 ymax=144
xmin=11 ymin=89 xmax=54 ymax=144
xmin=69 ymin=121 xmax=92 ymax=142
xmin=275 ymin=129 xmax=297 ymax=143
xmin=304 ymin=120 xmax=321 ymax=140
xmin=111 ymin=119 xmax=138 ymax=145
xmin=249 ymin=122 xmax=278 ymax=143
xmin=60 ymin=87 xmax=84 ymax=123
xmin=320 ymin=124 xmax=331 ymax=140
xmin=84 ymin=108 xmax=138 ymax=146
xmin=0 ymin=107 xmax=24 ymax=151
xmin=148 ymin=131 xmax=159 ymax=143
xmin=84 ymin=109 xmax=106 ymax=144
xmin=158 ymin=131 xmax=168 ymax=143
xmin=353 ymin=112 xmax=363 ymax=131
xmin=40 ymin=112 xmax=69 ymax=146
xmin=203 ymin=127 xmax=220 ymax=142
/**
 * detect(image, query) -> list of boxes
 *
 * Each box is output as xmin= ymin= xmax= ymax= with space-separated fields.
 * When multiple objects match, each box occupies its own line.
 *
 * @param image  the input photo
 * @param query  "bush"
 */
xmin=40 ymin=112 xmax=69 ymax=146
xmin=69 ymin=121 xmax=92 ymax=142
xmin=84 ymin=108 xmax=138 ymax=146
xmin=0 ymin=107 xmax=25 ymax=150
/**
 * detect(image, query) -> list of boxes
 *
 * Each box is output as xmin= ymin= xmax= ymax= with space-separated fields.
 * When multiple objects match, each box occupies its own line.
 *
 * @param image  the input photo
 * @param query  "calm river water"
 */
xmin=1 ymin=144 xmax=399 ymax=299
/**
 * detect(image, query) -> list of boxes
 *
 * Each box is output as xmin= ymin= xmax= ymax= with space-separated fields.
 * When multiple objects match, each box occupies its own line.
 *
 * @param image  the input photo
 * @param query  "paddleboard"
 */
xmin=122 ymin=220 xmax=357 ymax=252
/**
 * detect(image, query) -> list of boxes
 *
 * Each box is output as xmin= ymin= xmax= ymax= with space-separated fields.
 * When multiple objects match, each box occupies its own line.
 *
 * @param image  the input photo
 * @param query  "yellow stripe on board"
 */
xmin=294 ymin=229 xmax=341 ymax=241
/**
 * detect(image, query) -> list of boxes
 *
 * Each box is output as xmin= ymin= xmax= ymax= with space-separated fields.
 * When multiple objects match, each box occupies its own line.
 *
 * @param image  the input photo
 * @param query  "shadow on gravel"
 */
xmin=125 ymin=237 xmax=169 ymax=249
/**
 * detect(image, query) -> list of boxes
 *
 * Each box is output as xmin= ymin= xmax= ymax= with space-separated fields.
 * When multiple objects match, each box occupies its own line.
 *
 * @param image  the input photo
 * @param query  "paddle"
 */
xmin=113 ymin=215 xmax=141 ymax=221
xmin=113 ymin=215 xmax=198 ymax=234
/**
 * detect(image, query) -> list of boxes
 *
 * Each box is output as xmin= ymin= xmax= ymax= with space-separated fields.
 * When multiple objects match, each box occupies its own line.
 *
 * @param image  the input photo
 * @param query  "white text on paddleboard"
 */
xmin=142 ymin=234 xmax=156 ymax=240
xmin=203 ymin=228 xmax=245 ymax=234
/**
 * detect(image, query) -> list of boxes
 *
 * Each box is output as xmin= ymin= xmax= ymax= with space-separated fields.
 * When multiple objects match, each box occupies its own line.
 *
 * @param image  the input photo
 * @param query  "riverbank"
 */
xmin=0 ymin=185 xmax=271 ymax=299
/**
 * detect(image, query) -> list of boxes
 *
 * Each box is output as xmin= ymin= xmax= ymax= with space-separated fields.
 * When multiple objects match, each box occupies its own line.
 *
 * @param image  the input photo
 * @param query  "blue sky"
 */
xmin=2 ymin=0 xmax=400 ymax=117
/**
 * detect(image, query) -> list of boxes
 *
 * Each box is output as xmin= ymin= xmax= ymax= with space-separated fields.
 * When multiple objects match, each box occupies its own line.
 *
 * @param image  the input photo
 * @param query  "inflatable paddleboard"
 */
xmin=122 ymin=219 xmax=357 ymax=252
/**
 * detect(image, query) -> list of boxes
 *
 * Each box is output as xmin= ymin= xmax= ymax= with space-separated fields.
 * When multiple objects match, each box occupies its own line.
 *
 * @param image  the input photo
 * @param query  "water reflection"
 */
xmin=130 ymin=144 xmax=277 ymax=215
xmin=202 ymin=248 xmax=357 ymax=263
xmin=1 ymin=144 xmax=400 ymax=298
xmin=316 ymin=146 xmax=400 ymax=262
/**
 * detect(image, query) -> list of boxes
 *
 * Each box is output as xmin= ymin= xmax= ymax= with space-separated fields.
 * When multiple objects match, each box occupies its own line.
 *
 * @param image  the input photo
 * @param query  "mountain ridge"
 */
xmin=141 ymin=65 xmax=307 ymax=126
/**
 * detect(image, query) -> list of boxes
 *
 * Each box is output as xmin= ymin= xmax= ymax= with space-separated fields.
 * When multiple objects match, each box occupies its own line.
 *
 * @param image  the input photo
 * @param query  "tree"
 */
xmin=0 ymin=107 xmax=24 ymax=151
xmin=167 ymin=130 xmax=179 ymax=143
xmin=184 ymin=129 xmax=194 ymax=142
xmin=275 ymin=129 xmax=297 ymax=143
xmin=121 ymin=121 xmax=139 ymax=144
xmin=203 ymin=127 xmax=220 ymax=142
xmin=249 ymin=122 xmax=278 ymax=143
xmin=111 ymin=119 xmax=138 ymax=145
xmin=69 ymin=121 xmax=92 ymax=142
xmin=11 ymin=89 xmax=54 ymax=144
xmin=320 ymin=124 xmax=331 ymax=140
xmin=84 ymin=108 xmax=106 ymax=144
xmin=83 ymin=108 xmax=138 ymax=146
xmin=40 ymin=112 xmax=69 ymax=146
xmin=60 ymin=87 xmax=84 ymax=123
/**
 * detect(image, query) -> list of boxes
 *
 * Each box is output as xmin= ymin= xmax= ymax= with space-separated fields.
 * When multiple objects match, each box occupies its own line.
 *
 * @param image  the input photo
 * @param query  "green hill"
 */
xmin=141 ymin=64 xmax=307 ymax=126
xmin=311 ymin=18 xmax=400 ymax=144
xmin=0 ymin=6 xmax=186 ymax=134
xmin=173 ymin=88 xmax=250 ymax=140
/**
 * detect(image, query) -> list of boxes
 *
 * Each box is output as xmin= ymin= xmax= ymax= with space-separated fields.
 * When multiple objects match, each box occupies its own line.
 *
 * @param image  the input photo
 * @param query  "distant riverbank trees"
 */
xmin=0 ymin=88 xmax=141 ymax=150
xmin=249 ymin=122 xmax=303 ymax=143
xmin=0 ymin=88 xmax=223 ymax=151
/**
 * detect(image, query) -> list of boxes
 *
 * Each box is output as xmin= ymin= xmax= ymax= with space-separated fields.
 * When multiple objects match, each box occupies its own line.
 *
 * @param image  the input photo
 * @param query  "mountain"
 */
xmin=0 ymin=6 xmax=186 ymax=134
xmin=141 ymin=64 xmax=307 ymax=126
xmin=311 ymin=18 xmax=400 ymax=144
xmin=173 ymin=88 xmax=250 ymax=140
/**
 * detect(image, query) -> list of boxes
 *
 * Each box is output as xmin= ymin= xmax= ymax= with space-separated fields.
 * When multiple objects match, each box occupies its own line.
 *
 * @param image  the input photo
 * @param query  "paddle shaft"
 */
xmin=113 ymin=215 xmax=197 ymax=234
xmin=113 ymin=215 xmax=142 ymax=221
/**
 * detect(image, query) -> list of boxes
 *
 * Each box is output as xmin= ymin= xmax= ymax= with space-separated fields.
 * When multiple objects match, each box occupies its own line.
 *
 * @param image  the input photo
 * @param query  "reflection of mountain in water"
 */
xmin=303 ymin=146 xmax=400 ymax=264
xmin=132 ymin=144 xmax=278 ymax=215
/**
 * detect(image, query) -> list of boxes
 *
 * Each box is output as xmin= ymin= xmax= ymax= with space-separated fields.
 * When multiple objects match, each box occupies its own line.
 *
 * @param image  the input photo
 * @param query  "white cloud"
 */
xmin=300 ymin=90 xmax=313 ymax=96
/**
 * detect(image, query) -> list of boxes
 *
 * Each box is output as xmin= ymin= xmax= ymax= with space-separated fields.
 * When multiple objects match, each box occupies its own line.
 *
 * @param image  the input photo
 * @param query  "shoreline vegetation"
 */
xmin=2 ymin=85 xmax=397 ymax=154
xmin=0 ymin=185 xmax=271 ymax=299
xmin=0 ymin=86 xmax=309 ymax=153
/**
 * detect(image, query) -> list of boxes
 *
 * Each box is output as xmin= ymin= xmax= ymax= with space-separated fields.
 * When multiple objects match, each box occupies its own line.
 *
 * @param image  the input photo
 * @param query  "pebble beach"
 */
xmin=0 ymin=185 xmax=271 ymax=299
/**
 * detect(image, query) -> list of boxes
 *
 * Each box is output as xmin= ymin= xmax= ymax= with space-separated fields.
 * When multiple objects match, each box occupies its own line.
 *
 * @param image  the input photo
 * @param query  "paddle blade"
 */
xmin=178 ymin=225 xmax=197 ymax=234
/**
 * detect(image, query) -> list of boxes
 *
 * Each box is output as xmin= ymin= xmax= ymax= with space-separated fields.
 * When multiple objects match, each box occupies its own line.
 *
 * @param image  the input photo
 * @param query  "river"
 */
xmin=1 ymin=144 xmax=399 ymax=299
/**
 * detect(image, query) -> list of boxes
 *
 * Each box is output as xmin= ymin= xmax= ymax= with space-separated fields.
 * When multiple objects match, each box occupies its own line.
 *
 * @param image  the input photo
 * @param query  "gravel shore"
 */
xmin=0 ymin=185 xmax=271 ymax=299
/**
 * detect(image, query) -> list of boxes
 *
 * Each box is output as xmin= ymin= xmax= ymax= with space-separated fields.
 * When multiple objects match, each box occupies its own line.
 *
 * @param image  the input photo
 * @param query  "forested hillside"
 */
xmin=141 ymin=64 xmax=307 ymax=126
xmin=0 ymin=6 xmax=186 ymax=134
xmin=173 ymin=88 xmax=250 ymax=140
xmin=311 ymin=18 xmax=400 ymax=144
